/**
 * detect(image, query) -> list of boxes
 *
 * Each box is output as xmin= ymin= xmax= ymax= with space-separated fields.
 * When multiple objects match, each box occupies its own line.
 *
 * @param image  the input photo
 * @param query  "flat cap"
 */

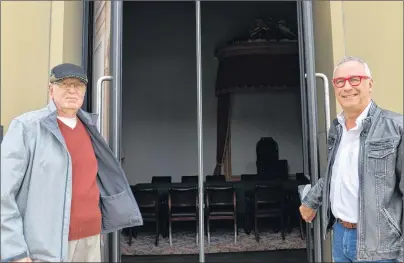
xmin=50 ymin=63 xmax=88 ymax=84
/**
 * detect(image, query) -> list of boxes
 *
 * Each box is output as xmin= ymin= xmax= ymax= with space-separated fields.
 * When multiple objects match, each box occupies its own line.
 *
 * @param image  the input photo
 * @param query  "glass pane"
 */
xmin=120 ymin=1 xmax=199 ymax=260
xmin=201 ymin=1 xmax=308 ymax=261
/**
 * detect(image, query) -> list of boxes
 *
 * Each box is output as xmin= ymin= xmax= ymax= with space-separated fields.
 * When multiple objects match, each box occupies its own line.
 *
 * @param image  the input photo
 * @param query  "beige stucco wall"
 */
xmin=1 ymin=1 xmax=83 ymax=132
xmin=326 ymin=1 xmax=403 ymax=115
xmin=2 ymin=1 xmax=401 ymax=129
xmin=313 ymin=2 xmax=403 ymax=261
xmin=341 ymin=1 xmax=403 ymax=114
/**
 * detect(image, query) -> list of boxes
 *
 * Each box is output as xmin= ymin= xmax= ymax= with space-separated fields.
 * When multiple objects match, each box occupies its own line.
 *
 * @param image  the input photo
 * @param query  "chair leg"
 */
xmin=207 ymin=218 xmax=210 ymax=245
xmin=163 ymin=216 xmax=168 ymax=238
xmin=299 ymin=218 xmax=305 ymax=240
xmin=286 ymin=197 xmax=292 ymax=233
xmin=255 ymin=215 xmax=259 ymax=242
xmin=196 ymin=220 xmax=199 ymax=246
xmin=244 ymin=201 xmax=251 ymax=235
xmin=169 ymin=219 xmax=172 ymax=247
xmin=281 ymin=215 xmax=285 ymax=241
xmin=234 ymin=217 xmax=237 ymax=244
xmin=155 ymin=220 xmax=159 ymax=246
xmin=128 ymin=227 xmax=133 ymax=246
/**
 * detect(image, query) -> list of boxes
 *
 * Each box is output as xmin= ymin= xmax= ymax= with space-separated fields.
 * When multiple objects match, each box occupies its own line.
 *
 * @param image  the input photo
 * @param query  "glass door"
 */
xmin=297 ymin=1 xmax=332 ymax=262
xmin=297 ymin=2 xmax=314 ymax=262
xmin=91 ymin=1 xmax=113 ymax=262
xmin=92 ymin=1 xmax=124 ymax=262
xmin=195 ymin=1 xmax=205 ymax=262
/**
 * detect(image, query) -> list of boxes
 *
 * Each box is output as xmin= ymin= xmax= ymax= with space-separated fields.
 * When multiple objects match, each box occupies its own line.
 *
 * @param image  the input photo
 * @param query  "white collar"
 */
xmin=337 ymin=101 xmax=372 ymax=128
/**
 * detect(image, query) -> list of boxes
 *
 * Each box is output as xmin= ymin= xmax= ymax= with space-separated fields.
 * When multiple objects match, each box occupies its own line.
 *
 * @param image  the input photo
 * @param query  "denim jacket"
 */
xmin=302 ymin=100 xmax=403 ymax=261
xmin=1 ymin=101 xmax=143 ymax=262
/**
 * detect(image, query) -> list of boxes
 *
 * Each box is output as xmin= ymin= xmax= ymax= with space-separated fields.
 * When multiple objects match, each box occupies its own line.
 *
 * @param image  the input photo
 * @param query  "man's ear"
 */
xmin=49 ymin=83 xmax=54 ymax=97
xmin=369 ymin=79 xmax=373 ymax=93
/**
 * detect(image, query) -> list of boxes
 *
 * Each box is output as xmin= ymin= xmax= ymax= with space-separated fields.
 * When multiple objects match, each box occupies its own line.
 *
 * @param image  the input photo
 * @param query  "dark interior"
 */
xmin=120 ymin=1 xmax=309 ymax=261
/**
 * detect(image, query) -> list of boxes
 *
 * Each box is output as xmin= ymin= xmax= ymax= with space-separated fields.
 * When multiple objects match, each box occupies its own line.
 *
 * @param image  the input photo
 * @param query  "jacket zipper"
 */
xmin=357 ymin=132 xmax=364 ymax=257
xmin=60 ymin=152 xmax=70 ymax=261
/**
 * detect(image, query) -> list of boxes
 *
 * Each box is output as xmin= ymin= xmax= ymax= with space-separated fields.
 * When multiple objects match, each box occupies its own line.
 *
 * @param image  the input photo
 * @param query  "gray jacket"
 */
xmin=1 ymin=101 xmax=143 ymax=262
xmin=302 ymin=100 xmax=403 ymax=261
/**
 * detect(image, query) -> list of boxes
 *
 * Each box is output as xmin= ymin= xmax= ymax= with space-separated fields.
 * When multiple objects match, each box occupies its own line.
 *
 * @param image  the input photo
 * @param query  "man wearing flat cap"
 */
xmin=1 ymin=63 xmax=143 ymax=262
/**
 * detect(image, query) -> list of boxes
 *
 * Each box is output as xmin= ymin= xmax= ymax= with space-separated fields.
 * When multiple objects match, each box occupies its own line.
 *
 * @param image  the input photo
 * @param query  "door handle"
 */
xmin=305 ymin=73 xmax=331 ymax=139
xmin=315 ymin=73 xmax=331 ymax=138
xmin=96 ymin=76 xmax=113 ymax=133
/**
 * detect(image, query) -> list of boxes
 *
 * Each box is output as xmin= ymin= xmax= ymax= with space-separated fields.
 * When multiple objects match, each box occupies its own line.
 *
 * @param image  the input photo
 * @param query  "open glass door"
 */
xmin=92 ymin=1 xmax=124 ymax=262
xmin=195 ymin=1 xmax=206 ymax=262
xmin=296 ymin=2 xmax=313 ymax=262
xmin=297 ymin=1 xmax=331 ymax=262
xmin=92 ymin=1 xmax=111 ymax=141
xmin=109 ymin=1 xmax=124 ymax=262
xmin=92 ymin=1 xmax=112 ymax=262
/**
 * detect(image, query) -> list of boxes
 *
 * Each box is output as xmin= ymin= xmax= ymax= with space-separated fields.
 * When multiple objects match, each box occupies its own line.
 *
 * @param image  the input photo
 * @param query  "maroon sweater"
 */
xmin=58 ymin=118 xmax=101 ymax=241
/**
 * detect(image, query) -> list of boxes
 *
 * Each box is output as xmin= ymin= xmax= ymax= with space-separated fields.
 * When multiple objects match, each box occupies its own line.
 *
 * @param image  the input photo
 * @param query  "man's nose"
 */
xmin=342 ymin=82 xmax=353 ymax=91
xmin=66 ymin=85 xmax=77 ymax=93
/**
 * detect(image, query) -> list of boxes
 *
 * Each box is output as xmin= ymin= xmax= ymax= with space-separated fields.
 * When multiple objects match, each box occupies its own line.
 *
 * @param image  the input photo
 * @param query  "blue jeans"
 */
xmin=332 ymin=221 xmax=398 ymax=262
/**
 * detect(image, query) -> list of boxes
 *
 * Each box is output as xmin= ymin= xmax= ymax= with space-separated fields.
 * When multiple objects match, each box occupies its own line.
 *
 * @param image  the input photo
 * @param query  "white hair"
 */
xmin=333 ymin=56 xmax=372 ymax=78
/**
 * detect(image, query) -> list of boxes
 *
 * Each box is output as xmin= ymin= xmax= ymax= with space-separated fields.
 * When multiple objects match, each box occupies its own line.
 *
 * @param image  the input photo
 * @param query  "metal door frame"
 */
xmin=91 ymin=1 xmax=124 ymax=262
xmin=195 ymin=1 xmax=205 ymax=262
xmin=109 ymin=1 xmax=124 ymax=262
xmin=297 ymin=1 xmax=325 ymax=262
xmin=297 ymin=2 xmax=313 ymax=262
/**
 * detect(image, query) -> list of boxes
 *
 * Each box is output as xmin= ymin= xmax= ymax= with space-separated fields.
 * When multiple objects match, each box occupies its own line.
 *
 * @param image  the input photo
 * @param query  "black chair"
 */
xmin=181 ymin=175 xmax=198 ymax=183
xmin=256 ymin=137 xmax=279 ymax=177
xmin=205 ymin=185 xmax=237 ymax=244
xmin=257 ymin=159 xmax=289 ymax=181
xmin=274 ymin=159 xmax=289 ymax=181
xmin=151 ymin=176 xmax=172 ymax=183
xmin=206 ymin=175 xmax=226 ymax=182
xmin=241 ymin=174 xmax=258 ymax=234
xmin=150 ymin=176 xmax=171 ymax=238
xmin=168 ymin=186 xmax=199 ymax=247
xmin=241 ymin=174 xmax=259 ymax=181
xmin=253 ymin=182 xmax=286 ymax=242
xmin=129 ymin=186 xmax=160 ymax=246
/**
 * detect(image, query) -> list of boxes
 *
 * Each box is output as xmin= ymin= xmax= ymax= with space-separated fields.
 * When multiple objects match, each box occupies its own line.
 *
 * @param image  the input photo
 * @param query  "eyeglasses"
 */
xmin=56 ymin=81 xmax=86 ymax=91
xmin=332 ymin=75 xmax=371 ymax=88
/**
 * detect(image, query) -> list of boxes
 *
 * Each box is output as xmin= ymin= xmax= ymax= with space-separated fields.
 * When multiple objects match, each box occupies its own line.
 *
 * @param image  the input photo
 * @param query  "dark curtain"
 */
xmin=213 ymin=93 xmax=231 ymax=176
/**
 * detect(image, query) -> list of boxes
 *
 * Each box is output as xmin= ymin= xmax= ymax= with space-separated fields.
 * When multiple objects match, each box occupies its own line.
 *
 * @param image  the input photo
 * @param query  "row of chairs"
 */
xmin=152 ymin=174 xmax=226 ymax=183
xmin=128 ymin=178 xmax=287 ymax=247
xmin=150 ymin=162 xmax=288 ymax=184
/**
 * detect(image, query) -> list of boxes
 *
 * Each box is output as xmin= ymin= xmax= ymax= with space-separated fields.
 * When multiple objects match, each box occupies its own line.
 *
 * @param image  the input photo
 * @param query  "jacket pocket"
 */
xmin=378 ymin=207 xmax=402 ymax=250
xmin=100 ymin=191 xmax=141 ymax=232
xmin=381 ymin=208 xmax=402 ymax=237
xmin=367 ymin=142 xmax=396 ymax=178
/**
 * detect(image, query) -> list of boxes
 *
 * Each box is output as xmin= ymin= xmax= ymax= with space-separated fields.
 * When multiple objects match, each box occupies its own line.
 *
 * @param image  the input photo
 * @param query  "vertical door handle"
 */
xmin=96 ymin=76 xmax=113 ymax=133
xmin=305 ymin=73 xmax=331 ymax=138
xmin=315 ymin=73 xmax=331 ymax=138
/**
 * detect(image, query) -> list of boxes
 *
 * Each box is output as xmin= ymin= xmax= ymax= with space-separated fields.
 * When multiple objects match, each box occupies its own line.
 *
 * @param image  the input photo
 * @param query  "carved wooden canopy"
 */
xmin=214 ymin=41 xmax=300 ymax=96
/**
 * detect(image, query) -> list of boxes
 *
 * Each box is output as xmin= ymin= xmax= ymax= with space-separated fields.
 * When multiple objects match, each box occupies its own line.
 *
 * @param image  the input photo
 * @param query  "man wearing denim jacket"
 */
xmin=299 ymin=56 xmax=403 ymax=262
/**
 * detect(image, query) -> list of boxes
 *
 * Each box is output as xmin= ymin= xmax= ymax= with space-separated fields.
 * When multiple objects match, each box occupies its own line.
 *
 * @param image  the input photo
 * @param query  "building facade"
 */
xmin=1 ymin=1 xmax=403 ymax=261
xmin=1 ymin=1 xmax=402 ymax=131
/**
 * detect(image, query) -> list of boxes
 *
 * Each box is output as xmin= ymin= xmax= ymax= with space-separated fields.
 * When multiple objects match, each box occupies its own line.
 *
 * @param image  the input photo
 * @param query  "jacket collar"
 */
xmin=332 ymin=99 xmax=379 ymax=129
